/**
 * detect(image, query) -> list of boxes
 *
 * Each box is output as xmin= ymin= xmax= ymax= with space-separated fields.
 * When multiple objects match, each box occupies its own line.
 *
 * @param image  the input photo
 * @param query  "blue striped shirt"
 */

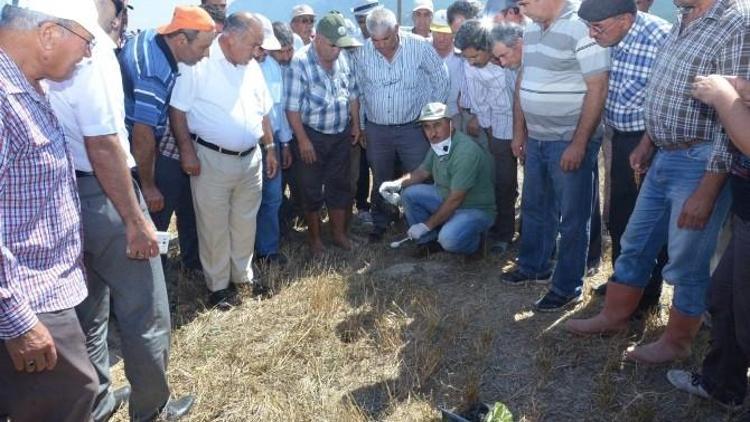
xmin=354 ymin=32 xmax=449 ymax=125
xmin=285 ymin=44 xmax=358 ymax=135
xmin=118 ymin=30 xmax=179 ymax=149
xmin=605 ymin=12 xmax=671 ymax=132
xmin=261 ymin=56 xmax=293 ymax=143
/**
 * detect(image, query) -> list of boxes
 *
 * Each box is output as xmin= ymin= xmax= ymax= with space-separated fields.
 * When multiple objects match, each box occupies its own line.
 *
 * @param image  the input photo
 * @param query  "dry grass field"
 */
xmin=106 ymin=217 xmax=748 ymax=422
xmin=108 ymin=156 xmax=748 ymax=422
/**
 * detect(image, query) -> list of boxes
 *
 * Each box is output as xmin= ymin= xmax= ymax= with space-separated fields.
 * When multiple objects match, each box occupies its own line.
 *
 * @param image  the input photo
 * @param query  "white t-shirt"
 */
xmin=170 ymin=40 xmax=272 ymax=152
xmin=47 ymin=27 xmax=136 ymax=173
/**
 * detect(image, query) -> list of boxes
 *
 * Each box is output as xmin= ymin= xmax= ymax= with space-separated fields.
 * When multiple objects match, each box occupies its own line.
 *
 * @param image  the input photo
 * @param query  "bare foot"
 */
xmin=564 ymin=314 xmax=628 ymax=336
xmin=624 ymin=338 xmax=691 ymax=364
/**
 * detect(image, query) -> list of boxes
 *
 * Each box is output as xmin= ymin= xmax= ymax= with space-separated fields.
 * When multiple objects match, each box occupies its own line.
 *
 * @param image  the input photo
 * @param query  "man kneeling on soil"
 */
xmin=379 ymin=102 xmax=496 ymax=255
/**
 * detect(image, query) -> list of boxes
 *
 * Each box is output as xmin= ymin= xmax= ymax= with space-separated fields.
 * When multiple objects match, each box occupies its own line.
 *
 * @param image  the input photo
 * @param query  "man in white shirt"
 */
xmin=170 ymin=12 xmax=278 ymax=310
xmin=46 ymin=0 xmax=194 ymax=420
xmin=455 ymin=19 xmax=518 ymax=254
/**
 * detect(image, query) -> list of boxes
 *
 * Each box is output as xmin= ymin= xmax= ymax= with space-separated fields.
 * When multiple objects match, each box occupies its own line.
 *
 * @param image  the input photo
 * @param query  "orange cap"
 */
xmin=157 ymin=6 xmax=216 ymax=35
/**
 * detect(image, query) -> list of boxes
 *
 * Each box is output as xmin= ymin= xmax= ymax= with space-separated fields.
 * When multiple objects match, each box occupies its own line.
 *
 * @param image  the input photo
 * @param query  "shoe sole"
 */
xmin=501 ymin=276 xmax=552 ymax=287
xmin=534 ymin=296 xmax=583 ymax=313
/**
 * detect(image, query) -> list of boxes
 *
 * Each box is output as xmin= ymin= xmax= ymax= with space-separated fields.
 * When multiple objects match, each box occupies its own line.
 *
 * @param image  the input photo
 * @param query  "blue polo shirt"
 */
xmin=118 ymin=29 xmax=179 ymax=140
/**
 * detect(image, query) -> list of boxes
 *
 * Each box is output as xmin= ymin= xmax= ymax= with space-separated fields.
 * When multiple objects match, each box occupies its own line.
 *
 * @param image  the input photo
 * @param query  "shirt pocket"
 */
xmin=617 ymin=78 xmax=648 ymax=110
xmin=308 ymin=80 xmax=331 ymax=106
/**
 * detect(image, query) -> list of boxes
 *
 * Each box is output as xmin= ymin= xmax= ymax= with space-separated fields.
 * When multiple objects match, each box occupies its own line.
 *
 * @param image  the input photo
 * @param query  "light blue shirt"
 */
xmin=261 ymin=56 xmax=293 ymax=143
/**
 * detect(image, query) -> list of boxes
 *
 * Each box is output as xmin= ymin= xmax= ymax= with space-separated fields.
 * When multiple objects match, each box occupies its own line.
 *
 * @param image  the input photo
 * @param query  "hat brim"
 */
xmin=430 ymin=24 xmax=452 ymax=33
xmin=262 ymin=37 xmax=282 ymax=50
xmin=418 ymin=115 xmax=448 ymax=122
xmin=412 ymin=6 xmax=434 ymax=12
xmin=334 ymin=36 xmax=363 ymax=48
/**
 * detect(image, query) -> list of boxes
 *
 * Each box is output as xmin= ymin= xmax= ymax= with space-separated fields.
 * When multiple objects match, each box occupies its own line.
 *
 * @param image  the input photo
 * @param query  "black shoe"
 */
xmin=533 ymin=290 xmax=582 ymax=313
xmin=409 ymin=240 xmax=443 ymax=258
xmin=208 ymin=288 xmax=240 ymax=311
xmin=160 ymin=395 xmax=195 ymax=421
xmin=368 ymin=228 xmax=385 ymax=243
xmin=501 ymin=269 xmax=552 ymax=286
xmin=112 ymin=385 xmax=131 ymax=412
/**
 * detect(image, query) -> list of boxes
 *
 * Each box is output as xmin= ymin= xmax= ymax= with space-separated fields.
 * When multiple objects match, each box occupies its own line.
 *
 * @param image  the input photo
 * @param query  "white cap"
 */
xmin=412 ymin=0 xmax=434 ymax=13
xmin=256 ymin=13 xmax=281 ymax=50
xmin=290 ymin=4 xmax=315 ymax=20
xmin=16 ymin=0 xmax=100 ymax=39
xmin=430 ymin=9 xmax=451 ymax=33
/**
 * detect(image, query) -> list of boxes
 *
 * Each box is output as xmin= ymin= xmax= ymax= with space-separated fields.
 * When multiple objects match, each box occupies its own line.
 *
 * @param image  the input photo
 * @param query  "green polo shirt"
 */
xmin=419 ymin=131 xmax=496 ymax=219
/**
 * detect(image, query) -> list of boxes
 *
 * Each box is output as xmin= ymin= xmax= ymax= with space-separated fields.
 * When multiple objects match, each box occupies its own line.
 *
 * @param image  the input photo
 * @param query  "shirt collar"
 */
xmin=307 ymin=43 xmax=340 ymax=74
xmin=154 ymin=32 xmax=178 ymax=73
xmin=615 ymin=12 xmax=644 ymax=53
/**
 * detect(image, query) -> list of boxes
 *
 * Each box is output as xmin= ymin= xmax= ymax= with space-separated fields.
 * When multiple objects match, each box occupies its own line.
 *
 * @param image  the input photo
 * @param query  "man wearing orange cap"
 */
xmin=0 ymin=1 xmax=98 ymax=420
xmin=116 ymin=5 xmax=215 ymax=420
xmin=119 ymin=6 xmax=215 ymax=283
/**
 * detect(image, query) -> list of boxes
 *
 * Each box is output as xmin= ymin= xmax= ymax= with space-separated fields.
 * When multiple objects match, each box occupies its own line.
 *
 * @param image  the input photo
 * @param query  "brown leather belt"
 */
xmin=658 ymin=139 xmax=709 ymax=151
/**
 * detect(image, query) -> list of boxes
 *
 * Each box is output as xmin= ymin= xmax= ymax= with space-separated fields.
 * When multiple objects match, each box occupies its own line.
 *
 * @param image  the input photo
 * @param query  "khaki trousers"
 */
xmin=191 ymin=143 xmax=263 ymax=292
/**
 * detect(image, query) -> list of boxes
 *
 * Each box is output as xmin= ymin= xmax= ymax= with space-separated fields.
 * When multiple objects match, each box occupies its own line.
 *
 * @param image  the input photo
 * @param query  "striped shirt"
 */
xmin=645 ymin=0 xmax=750 ymax=173
xmin=118 ymin=29 xmax=181 ymax=160
xmin=261 ymin=56 xmax=293 ymax=143
xmin=519 ymin=0 xmax=610 ymax=141
xmin=442 ymin=50 xmax=464 ymax=117
xmin=0 ymin=49 xmax=87 ymax=339
xmin=354 ymin=32 xmax=449 ymax=125
xmin=285 ymin=44 xmax=358 ymax=135
xmin=605 ymin=12 xmax=671 ymax=132
xmin=464 ymin=61 xmax=515 ymax=139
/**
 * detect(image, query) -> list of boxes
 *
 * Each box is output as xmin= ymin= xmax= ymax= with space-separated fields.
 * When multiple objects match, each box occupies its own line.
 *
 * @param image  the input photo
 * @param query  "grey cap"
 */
xmin=578 ymin=0 xmax=636 ymax=22
xmin=418 ymin=102 xmax=448 ymax=122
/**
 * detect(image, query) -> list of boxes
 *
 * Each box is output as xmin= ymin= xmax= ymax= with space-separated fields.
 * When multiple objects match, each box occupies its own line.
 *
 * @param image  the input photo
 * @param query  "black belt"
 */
xmin=75 ymin=170 xmax=95 ymax=178
xmin=195 ymin=136 xmax=255 ymax=157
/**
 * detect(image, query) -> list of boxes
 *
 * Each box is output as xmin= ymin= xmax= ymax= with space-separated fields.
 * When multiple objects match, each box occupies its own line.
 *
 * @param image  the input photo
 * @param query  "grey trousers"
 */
xmin=0 ymin=309 xmax=97 ymax=422
xmin=75 ymin=176 xmax=171 ymax=422
xmin=365 ymin=121 xmax=429 ymax=230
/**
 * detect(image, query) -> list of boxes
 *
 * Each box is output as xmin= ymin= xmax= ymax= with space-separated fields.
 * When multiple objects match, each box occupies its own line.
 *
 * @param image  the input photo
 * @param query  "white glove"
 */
xmin=379 ymin=180 xmax=403 ymax=206
xmin=407 ymin=223 xmax=430 ymax=240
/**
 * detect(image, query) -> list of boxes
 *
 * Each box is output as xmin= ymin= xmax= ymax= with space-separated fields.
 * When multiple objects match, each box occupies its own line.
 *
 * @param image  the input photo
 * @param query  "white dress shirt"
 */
xmin=464 ymin=61 xmax=515 ymax=140
xmin=170 ymin=40 xmax=272 ymax=151
xmin=47 ymin=27 xmax=136 ymax=173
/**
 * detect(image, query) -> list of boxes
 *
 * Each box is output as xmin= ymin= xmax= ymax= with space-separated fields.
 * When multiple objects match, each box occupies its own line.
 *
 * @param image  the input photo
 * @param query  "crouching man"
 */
xmin=379 ymin=102 xmax=496 ymax=254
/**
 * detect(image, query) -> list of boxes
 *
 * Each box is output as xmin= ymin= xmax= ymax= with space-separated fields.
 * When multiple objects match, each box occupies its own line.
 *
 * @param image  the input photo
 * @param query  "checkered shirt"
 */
xmin=644 ymin=0 xmax=750 ymax=173
xmin=0 ymin=49 xmax=87 ymax=339
xmin=158 ymin=123 xmax=181 ymax=161
xmin=605 ymin=12 xmax=671 ymax=132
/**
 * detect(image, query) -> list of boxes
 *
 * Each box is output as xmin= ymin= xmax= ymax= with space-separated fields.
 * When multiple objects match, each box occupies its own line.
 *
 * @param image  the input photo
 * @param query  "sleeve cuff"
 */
xmin=0 ymin=296 xmax=38 ymax=340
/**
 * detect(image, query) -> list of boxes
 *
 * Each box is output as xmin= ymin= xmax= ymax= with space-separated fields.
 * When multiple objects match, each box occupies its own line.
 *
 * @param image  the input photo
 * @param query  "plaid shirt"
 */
xmin=158 ymin=121 xmax=181 ymax=161
xmin=285 ymin=44 xmax=358 ymax=135
xmin=0 ymin=49 xmax=87 ymax=339
xmin=644 ymin=0 xmax=750 ymax=173
xmin=605 ymin=12 xmax=671 ymax=132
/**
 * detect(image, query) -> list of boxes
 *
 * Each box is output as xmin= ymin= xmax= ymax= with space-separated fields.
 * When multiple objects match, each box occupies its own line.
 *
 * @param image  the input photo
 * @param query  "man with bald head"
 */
xmin=170 ymin=12 xmax=278 ymax=310
xmin=0 ymin=1 xmax=98 ymax=420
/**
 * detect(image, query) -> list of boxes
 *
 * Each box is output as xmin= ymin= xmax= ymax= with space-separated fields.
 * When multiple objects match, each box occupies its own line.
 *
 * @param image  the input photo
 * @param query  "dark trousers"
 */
xmin=76 ymin=176 xmax=171 ymax=422
xmin=151 ymin=155 xmax=201 ymax=270
xmin=0 ymin=309 xmax=97 ymax=422
xmin=488 ymin=138 xmax=518 ymax=243
xmin=609 ymin=129 xmax=664 ymax=300
xmin=702 ymin=215 xmax=750 ymax=405
xmin=292 ymin=125 xmax=353 ymax=212
xmin=365 ymin=121 xmax=429 ymax=230
xmin=588 ymin=164 xmax=602 ymax=268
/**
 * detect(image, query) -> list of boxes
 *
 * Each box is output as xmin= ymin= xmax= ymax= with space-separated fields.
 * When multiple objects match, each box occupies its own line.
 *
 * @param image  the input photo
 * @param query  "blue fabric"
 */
xmin=613 ymin=143 xmax=731 ymax=316
xmin=255 ymin=139 xmax=283 ymax=256
xmin=260 ymin=57 xmax=293 ymax=143
xmin=517 ymin=138 xmax=600 ymax=298
xmin=119 ymin=30 xmax=179 ymax=140
xmin=402 ymin=184 xmax=493 ymax=255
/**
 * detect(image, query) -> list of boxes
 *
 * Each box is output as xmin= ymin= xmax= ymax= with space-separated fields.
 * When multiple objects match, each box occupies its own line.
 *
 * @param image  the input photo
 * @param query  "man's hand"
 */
xmin=560 ymin=142 xmax=586 ymax=172
xmin=359 ymin=132 xmax=368 ymax=148
xmin=511 ymin=137 xmax=526 ymax=163
xmin=265 ymin=148 xmax=279 ymax=179
xmin=141 ymin=185 xmax=165 ymax=213
xmin=379 ymin=180 xmax=402 ymax=195
xmin=692 ymin=75 xmax=735 ymax=106
xmin=351 ymin=126 xmax=363 ymax=146
xmin=298 ymin=138 xmax=317 ymax=164
xmin=726 ymin=76 xmax=750 ymax=106
xmin=282 ymin=145 xmax=293 ymax=169
xmin=678 ymin=188 xmax=716 ymax=230
xmin=5 ymin=322 xmax=57 ymax=373
xmin=466 ymin=115 xmax=481 ymax=137
xmin=407 ymin=223 xmax=430 ymax=240
xmin=630 ymin=138 xmax=655 ymax=175
xmin=180 ymin=149 xmax=201 ymax=176
xmin=125 ymin=219 xmax=160 ymax=259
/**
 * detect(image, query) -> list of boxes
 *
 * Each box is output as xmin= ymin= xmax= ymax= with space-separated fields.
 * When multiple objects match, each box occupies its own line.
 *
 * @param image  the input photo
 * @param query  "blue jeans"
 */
xmin=402 ymin=184 xmax=494 ymax=255
xmin=613 ymin=143 xmax=731 ymax=316
xmin=518 ymin=138 xmax=601 ymax=298
xmin=255 ymin=139 xmax=283 ymax=256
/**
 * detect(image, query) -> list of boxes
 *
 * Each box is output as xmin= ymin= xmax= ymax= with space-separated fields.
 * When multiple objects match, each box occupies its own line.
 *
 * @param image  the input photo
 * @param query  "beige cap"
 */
xmin=418 ymin=102 xmax=448 ymax=122
xmin=291 ymin=4 xmax=315 ymax=19
xmin=430 ymin=9 xmax=451 ymax=33
xmin=17 ymin=0 xmax=100 ymax=38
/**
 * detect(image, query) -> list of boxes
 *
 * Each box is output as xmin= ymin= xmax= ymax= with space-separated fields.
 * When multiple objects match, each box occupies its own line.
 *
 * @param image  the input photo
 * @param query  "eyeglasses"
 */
xmin=582 ymin=17 xmax=621 ymax=35
xmin=55 ymin=22 xmax=96 ymax=50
